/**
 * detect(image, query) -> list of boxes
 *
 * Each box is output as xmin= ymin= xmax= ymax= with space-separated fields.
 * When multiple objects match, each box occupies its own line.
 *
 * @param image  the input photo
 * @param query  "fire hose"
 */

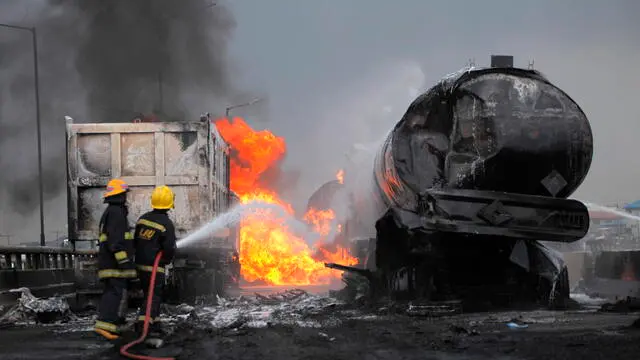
xmin=120 ymin=251 xmax=175 ymax=360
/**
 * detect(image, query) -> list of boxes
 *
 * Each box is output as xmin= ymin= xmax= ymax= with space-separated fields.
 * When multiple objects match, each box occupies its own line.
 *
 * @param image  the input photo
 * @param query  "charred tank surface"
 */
xmin=374 ymin=66 xmax=593 ymax=210
xmin=331 ymin=57 xmax=593 ymax=310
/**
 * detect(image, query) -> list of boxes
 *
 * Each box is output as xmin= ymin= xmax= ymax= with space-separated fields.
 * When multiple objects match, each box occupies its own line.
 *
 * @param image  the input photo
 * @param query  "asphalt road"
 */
xmin=1 ymin=309 xmax=640 ymax=360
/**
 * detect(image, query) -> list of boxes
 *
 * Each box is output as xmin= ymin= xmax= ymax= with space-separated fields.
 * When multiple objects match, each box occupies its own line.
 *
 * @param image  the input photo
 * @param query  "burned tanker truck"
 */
xmin=325 ymin=55 xmax=593 ymax=309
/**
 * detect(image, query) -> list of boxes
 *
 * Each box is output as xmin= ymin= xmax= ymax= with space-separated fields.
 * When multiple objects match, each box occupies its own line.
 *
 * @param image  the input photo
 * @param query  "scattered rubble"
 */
xmin=161 ymin=289 xmax=357 ymax=330
xmin=3 ymin=304 xmax=640 ymax=360
xmin=570 ymin=293 xmax=610 ymax=308
xmin=406 ymin=300 xmax=463 ymax=317
xmin=329 ymin=273 xmax=370 ymax=303
xmin=599 ymin=297 xmax=640 ymax=313
xmin=0 ymin=288 xmax=74 ymax=325
xmin=3 ymin=286 xmax=633 ymax=343
xmin=318 ymin=331 xmax=336 ymax=341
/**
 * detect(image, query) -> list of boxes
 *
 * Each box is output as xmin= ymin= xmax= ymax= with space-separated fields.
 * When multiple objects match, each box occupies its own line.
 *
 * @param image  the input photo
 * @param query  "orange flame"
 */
xmin=336 ymin=169 xmax=344 ymax=184
xmin=303 ymin=208 xmax=336 ymax=236
xmin=215 ymin=117 xmax=358 ymax=285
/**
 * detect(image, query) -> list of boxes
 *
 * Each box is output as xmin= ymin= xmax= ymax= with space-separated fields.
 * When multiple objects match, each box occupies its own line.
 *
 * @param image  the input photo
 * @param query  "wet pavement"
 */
xmin=2 ymin=291 xmax=640 ymax=360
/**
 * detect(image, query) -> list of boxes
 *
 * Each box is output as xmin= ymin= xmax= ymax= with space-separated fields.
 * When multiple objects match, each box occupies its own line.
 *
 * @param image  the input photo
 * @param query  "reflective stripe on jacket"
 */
xmin=137 ymin=264 xmax=166 ymax=273
xmin=97 ymin=269 xmax=137 ymax=279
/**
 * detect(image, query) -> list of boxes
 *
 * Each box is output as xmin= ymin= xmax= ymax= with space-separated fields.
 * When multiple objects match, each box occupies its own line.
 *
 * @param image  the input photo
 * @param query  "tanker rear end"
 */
xmin=333 ymin=56 xmax=593 ymax=310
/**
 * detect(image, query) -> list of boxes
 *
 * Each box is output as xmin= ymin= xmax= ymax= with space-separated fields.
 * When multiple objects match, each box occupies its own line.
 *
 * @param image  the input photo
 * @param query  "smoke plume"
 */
xmin=0 ymin=0 xmax=239 ymax=239
xmin=70 ymin=0 xmax=236 ymax=122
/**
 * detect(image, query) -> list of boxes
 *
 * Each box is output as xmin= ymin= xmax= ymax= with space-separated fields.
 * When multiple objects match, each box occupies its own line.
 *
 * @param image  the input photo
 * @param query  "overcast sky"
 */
xmin=0 ymin=0 xmax=639 ymax=243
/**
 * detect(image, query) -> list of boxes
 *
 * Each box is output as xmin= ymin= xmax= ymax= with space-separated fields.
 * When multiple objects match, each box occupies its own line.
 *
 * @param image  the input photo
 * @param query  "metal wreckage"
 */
xmin=321 ymin=55 xmax=593 ymax=310
xmin=62 ymin=55 xmax=593 ymax=316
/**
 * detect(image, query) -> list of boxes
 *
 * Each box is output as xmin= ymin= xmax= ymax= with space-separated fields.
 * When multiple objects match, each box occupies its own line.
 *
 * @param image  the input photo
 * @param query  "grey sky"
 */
xmin=0 ymin=0 xmax=639 ymax=243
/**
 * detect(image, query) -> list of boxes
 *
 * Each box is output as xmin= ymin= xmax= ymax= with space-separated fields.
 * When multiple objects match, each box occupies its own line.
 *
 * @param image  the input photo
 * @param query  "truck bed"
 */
xmin=65 ymin=120 xmax=232 ymax=246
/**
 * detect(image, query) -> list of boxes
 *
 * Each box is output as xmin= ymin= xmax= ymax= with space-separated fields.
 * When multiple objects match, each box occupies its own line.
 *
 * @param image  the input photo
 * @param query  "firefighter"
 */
xmin=133 ymin=185 xmax=177 ymax=340
xmin=94 ymin=178 xmax=137 ymax=340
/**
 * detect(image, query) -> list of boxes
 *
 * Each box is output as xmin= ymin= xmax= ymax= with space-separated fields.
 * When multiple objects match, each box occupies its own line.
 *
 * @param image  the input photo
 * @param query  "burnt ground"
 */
xmin=1 ymin=307 xmax=640 ymax=360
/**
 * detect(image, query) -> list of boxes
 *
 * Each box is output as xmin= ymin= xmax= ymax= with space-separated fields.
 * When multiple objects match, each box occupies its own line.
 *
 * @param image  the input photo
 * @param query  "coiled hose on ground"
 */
xmin=120 ymin=252 xmax=175 ymax=360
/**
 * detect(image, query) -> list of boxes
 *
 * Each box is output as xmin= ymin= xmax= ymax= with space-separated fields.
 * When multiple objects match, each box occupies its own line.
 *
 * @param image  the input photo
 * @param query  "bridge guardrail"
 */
xmin=0 ymin=246 xmax=98 ymax=307
xmin=0 ymin=245 xmax=235 ymax=308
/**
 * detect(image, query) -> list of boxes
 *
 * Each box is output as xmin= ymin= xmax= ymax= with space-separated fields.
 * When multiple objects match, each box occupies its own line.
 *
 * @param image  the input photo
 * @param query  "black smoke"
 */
xmin=70 ymin=0 xmax=236 ymax=122
xmin=0 ymin=0 xmax=238 ymax=217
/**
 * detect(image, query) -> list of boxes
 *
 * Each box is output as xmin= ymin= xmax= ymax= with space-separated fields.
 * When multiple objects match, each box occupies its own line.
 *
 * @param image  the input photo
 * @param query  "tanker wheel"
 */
xmin=547 ymin=266 xmax=570 ymax=310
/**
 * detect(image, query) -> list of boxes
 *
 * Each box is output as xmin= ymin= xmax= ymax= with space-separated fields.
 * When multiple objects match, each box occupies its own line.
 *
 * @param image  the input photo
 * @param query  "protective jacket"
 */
xmin=97 ymin=193 xmax=136 ymax=279
xmin=133 ymin=209 xmax=177 ymax=274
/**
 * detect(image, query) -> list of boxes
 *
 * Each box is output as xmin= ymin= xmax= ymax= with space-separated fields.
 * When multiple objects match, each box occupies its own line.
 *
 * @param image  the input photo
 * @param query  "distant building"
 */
xmin=623 ymin=200 xmax=640 ymax=216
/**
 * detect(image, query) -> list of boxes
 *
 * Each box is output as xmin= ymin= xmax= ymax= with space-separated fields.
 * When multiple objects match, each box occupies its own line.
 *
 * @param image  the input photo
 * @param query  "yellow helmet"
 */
xmin=104 ymin=178 xmax=129 ymax=198
xmin=151 ymin=185 xmax=175 ymax=210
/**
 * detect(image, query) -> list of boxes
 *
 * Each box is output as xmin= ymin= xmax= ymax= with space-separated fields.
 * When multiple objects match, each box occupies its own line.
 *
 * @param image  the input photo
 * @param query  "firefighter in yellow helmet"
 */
xmin=94 ymin=179 xmax=136 ymax=340
xmin=133 ymin=185 xmax=177 ymax=342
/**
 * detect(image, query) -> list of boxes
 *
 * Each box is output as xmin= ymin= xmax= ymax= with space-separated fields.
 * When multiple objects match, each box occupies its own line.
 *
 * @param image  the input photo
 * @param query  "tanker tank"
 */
xmin=372 ymin=66 xmax=593 ymax=214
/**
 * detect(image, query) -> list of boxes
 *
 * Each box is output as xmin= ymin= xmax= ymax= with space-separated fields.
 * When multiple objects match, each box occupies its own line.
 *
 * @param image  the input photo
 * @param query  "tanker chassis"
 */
xmin=326 ymin=56 xmax=593 ymax=310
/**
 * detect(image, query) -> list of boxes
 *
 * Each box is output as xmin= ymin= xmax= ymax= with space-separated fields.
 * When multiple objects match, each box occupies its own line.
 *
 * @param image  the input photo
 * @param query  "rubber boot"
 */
xmin=94 ymin=328 xmax=120 ymax=341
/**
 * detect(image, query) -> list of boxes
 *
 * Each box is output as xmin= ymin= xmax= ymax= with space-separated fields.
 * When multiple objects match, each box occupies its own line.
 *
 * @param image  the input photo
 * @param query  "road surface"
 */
xmin=1 ymin=302 xmax=640 ymax=360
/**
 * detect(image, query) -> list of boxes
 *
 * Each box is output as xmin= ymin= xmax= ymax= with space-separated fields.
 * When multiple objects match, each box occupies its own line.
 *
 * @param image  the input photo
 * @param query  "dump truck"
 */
xmin=65 ymin=115 xmax=240 ymax=303
xmin=324 ymin=55 xmax=593 ymax=310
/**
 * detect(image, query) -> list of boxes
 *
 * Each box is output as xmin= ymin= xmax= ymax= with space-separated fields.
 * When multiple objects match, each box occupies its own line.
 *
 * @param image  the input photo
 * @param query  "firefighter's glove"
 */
xmin=114 ymin=251 xmax=135 ymax=270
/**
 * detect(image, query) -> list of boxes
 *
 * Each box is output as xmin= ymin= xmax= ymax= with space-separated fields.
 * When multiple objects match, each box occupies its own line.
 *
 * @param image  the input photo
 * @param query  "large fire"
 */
xmin=215 ymin=117 xmax=358 ymax=286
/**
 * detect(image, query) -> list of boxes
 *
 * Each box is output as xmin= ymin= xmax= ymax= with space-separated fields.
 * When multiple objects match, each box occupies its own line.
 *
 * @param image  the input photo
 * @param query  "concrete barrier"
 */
xmin=0 ymin=246 xmax=97 ymax=307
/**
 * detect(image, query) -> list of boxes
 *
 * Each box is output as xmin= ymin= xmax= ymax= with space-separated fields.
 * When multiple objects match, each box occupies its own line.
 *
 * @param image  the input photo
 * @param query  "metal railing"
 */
xmin=0 ymin=245 xmax=96 ymax=271
xmin=0 ymin=245 xmax=232 ymax=306
xmin=0 ymin=246 xmax=98 ymax=306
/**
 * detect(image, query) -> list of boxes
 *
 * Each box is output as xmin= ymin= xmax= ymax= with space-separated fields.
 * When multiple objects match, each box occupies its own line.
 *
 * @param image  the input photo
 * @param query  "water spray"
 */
xmin=581 ymin=201 xmax=640 ymax=222
xmin=176 ymin=200 xmax=321 ymax=249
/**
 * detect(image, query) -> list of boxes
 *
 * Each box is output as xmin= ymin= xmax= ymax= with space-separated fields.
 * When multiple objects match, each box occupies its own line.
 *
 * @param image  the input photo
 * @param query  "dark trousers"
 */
xmin=95 ymin=278 xmax=129 ymax=333
xmin=137 ymin=271 xmax=165 ymax=333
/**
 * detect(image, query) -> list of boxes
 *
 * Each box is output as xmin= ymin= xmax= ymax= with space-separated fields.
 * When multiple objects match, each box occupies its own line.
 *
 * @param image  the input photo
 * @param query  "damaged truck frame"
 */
xmin=65 ymin=115 xmax=240 ymax=304
xmin=325 ymin=55 xmax=593 ymax=310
